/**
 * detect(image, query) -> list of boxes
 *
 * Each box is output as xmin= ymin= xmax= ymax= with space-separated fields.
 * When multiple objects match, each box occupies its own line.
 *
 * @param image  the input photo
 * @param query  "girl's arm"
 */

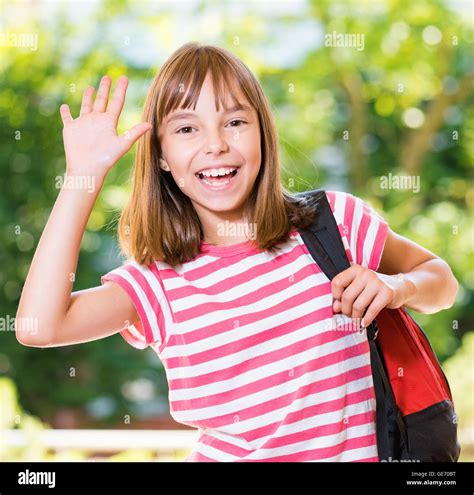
xmin=377 ymin=228 xmax=459 ymax=314
xmin=16 ymin=183 xmax=139 ymax=347
xmin=331 ymin=228 xmax=459 ymax=327
xmin=16 ymin=75 xmax=150 ymax=347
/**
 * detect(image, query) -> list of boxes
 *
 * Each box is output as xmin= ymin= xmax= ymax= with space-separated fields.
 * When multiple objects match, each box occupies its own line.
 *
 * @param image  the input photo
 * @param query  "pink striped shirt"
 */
xmin=101 ymin=190 xmax=389 ymax=462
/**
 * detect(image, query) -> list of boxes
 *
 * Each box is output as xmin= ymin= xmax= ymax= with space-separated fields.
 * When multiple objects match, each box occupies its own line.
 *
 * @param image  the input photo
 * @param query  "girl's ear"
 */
xmin=159 ymin=158 xmax=170 ymax=172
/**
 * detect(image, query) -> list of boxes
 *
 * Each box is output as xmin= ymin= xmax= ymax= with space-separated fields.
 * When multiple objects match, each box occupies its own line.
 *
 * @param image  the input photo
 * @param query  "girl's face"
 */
xmin=158 ymin=73 xmax=261 ymax=223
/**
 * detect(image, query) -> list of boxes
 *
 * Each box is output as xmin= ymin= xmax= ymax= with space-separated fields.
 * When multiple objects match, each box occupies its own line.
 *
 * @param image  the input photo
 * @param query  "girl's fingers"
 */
xmin=108 ymin=76 xmax=128 ymax=122
xmin=60 ymin=104 xmax=73 ymax=125
xmin=92 ymin=75 xmax=112 ymax=112
xmin=350 ymin=285 xmax=378 ymax=320
xmin=339 ymin=280 xmax=364 ymax=317
xmin=118 ymin=122 xmax=152 ymax=153
xmin=80 ymin=86 xmax=95 ymax=116
xmin=360 ymin=292 xmax=388 ymax=328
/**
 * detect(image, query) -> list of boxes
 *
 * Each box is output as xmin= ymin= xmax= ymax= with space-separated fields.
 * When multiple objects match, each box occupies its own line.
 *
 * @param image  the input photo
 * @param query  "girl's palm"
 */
xmin=60 ymin=75 xmax=151 ymax=178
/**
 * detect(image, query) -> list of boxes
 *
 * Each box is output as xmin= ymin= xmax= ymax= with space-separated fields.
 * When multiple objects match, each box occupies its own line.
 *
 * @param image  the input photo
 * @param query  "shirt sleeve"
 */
xmin=325 ymin=190 xmax=389 ymax=272
xmin=101 ymin=260 xmax=168 ymax=350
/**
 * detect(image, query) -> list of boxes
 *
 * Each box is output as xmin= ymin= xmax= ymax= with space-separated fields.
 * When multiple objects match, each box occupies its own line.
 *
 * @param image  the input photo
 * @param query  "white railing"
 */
xmin=3 ymin=429 xmax=198 ymax=458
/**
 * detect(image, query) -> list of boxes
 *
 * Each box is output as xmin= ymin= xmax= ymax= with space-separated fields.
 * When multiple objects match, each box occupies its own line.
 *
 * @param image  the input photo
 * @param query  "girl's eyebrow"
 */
xmin=166 ymin=103 xmax=251 ymax=125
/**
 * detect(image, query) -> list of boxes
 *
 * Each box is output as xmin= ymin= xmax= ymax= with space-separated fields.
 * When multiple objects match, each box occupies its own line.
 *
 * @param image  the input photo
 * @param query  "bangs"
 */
xmin=156 ymin=49 xmax=250 ymax=124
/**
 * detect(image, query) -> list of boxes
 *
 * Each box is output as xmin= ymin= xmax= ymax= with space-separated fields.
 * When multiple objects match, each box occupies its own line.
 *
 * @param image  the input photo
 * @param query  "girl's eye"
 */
xmin=176 ymin=126 xmax=195 ymax=135
xmin=228 ymin=119 xmax=246 ymax=127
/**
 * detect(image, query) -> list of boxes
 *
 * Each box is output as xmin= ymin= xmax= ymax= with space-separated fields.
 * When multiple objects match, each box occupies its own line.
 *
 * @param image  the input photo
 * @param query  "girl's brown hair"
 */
xmin=118 ymin=41 xmax=318 ymax=267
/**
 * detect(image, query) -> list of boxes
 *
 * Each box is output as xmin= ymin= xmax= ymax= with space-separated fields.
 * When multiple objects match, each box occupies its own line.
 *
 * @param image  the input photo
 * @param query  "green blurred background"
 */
xmin=0 ymin=0 xmax=472 ymax=461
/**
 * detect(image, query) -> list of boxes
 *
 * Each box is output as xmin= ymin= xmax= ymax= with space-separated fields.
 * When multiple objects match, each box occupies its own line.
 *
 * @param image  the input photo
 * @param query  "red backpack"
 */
xmin=297 ymin=189 xmax=460 ymax=462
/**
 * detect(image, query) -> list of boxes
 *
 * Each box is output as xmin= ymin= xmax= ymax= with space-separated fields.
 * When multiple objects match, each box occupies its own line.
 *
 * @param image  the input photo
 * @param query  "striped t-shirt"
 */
xmin=101 ymin=190 xmax=389 ymax=462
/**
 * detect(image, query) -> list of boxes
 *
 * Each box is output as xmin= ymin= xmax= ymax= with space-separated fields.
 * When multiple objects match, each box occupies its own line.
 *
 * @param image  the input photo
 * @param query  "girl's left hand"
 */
xmin=331 ymin=264 xmax=410 ymax=328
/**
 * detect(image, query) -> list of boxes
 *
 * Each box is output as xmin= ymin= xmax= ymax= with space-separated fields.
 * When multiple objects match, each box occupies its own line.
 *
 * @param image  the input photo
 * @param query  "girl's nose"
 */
xmin=203 ymin=129 xmax=229 ymax=154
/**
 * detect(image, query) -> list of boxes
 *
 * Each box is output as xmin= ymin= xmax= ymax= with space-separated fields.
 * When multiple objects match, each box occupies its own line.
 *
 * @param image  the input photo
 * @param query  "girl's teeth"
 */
xmin=199 ymin=167 xmax=235 ymax=178
xmin=197 ymin=167 xmax=238 ymax=185
xmin=202 ymin=177 xmax=230 ymax=185
xmin=209 ymin=168 xmax=226 ymax=177
xmin=200 ymin=168 xmax=235 ymax=177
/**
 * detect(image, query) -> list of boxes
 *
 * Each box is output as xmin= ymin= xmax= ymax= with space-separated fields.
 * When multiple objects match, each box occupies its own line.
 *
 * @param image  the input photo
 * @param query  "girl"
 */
xmin=17 ymin=42 xmax=459 ymax=462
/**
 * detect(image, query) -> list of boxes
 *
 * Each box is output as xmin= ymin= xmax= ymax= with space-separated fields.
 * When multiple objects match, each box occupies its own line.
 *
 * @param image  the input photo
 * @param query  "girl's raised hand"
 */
xmin=59 ymin=75 xmax=152 ymax=180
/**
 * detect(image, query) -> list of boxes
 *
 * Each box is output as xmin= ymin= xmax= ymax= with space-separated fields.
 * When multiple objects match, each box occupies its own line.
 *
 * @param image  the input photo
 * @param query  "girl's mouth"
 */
xmin=195 ymin=167 xmax=240 ymax=191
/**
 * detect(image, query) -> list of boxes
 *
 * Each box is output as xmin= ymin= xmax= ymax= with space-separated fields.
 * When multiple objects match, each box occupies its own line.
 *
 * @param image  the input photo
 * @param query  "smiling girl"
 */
xmin=16 ymin=42 xmax=459 ymax=462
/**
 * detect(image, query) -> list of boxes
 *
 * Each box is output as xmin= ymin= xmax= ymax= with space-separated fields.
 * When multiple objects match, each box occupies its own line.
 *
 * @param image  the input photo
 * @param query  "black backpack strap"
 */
xmin=296 ymin=188 xmax=408 ymax=460
xmin=297 ymin=189 xmax=351 ymax=279
xmin=298 ymin=189 xmax=377 ymax=339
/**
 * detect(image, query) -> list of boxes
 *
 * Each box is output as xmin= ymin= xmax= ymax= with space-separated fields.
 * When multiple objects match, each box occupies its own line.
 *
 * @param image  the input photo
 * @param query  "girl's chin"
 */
xmin=200 ymin=196 xmax=241 ymax=211
xmin=192 ymin=190 xmax=247 ymax=213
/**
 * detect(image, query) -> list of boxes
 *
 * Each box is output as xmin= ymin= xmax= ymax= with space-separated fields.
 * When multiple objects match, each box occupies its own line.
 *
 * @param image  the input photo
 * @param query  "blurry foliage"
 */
xmin=0 ymin=0 xmax=472 ymax=438
xmin=444 ymin=333 xmax=474 ymax=461
xmin=0 ymin=376 xmax=88 ymax=461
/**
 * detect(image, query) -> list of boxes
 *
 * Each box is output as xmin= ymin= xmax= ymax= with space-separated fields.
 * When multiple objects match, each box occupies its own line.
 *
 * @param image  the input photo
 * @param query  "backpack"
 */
xmin=296 ymin=188 xmax=460 ymax=462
